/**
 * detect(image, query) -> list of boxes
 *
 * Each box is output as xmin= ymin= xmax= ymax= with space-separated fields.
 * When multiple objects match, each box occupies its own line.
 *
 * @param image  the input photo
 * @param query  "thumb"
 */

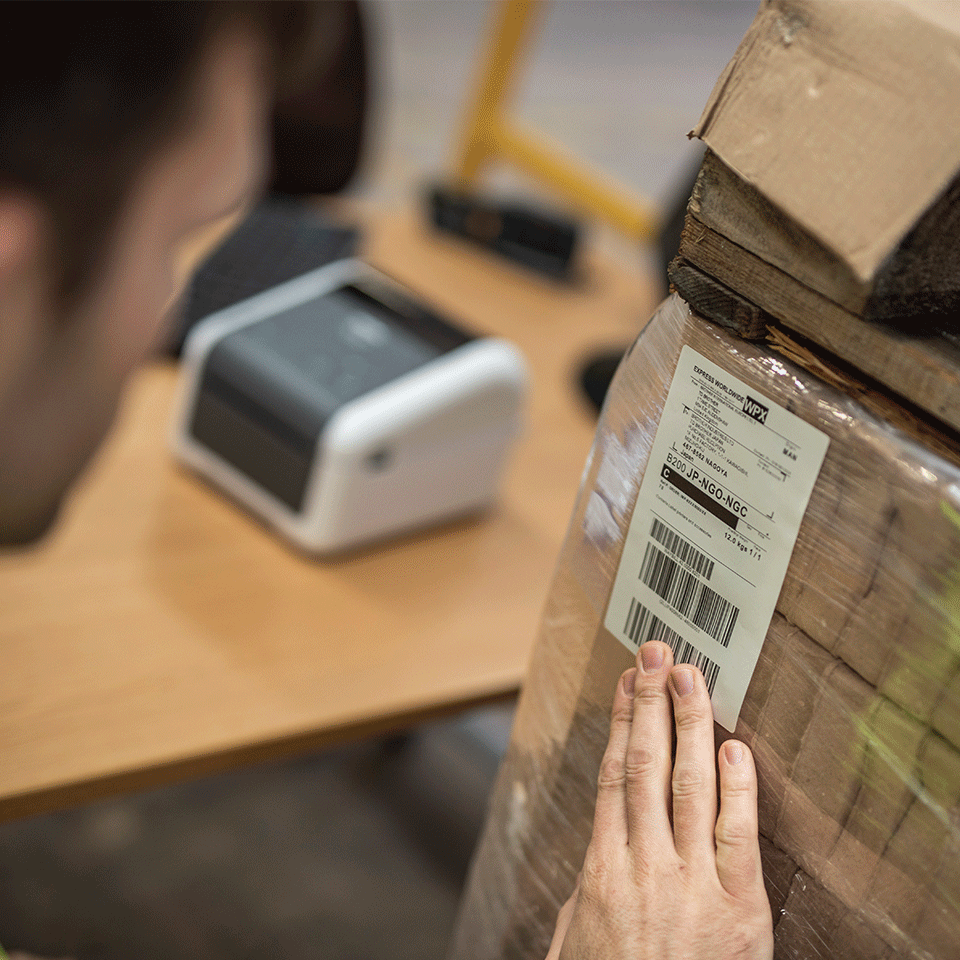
xmin=545 ymin=873 xmax=581 ymax=960
xmin=714 ymin=740 xmax=765 ymax=899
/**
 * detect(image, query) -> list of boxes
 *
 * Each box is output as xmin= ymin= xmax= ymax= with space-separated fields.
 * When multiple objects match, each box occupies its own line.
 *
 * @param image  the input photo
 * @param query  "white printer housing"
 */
xmin=171 ymin=260 xmax=529 ymax=554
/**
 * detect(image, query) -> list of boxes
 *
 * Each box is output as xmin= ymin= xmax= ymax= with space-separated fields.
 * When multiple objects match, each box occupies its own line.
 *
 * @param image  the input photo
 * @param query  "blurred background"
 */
xmin=0 ymin=3 xmax=756 ymax=959
xmin=361 ymin=0 xmax=756 ymax=277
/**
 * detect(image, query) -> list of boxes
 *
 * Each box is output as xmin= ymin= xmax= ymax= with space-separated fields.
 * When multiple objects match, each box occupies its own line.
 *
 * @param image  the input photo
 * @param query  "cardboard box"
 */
xmin=691 ymin=0 xmax=960 ymax=301
xmin=447 ymin=295 xmax=960 ymax=960
xmin=672 ymin=0 xmax=960 ymax=434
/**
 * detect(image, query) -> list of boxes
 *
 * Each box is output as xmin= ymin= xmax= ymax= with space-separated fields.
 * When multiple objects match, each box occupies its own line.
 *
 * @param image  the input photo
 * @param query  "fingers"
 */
xmin=668 ymin=663 xmax=718 ymax=863
xmin=625 ymin=640 xmax=675 ymax=853
xmin=590 ymin=667 xmax=637 ymax=854
xmin=715 ymin=739 xmax=765 ymax=898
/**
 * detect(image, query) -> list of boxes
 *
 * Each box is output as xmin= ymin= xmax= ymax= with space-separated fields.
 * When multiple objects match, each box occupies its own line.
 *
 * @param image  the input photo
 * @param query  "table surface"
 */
xmin=0 ymin=206 xmax=656 ymax=821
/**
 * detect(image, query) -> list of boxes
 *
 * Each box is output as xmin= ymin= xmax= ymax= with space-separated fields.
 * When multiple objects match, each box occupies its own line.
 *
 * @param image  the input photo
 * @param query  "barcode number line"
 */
xmin=639 ymin=543 xmax=739 ymax=648
xmin=650 ymin=518 xmax=714 ymax=580
xmin=622 ymin=598 xmax=720 ymax=696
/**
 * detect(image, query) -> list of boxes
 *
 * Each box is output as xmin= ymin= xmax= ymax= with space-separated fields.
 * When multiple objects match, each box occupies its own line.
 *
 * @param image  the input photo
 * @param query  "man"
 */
xmin=0 ymin=4 xmax=773 ymax=957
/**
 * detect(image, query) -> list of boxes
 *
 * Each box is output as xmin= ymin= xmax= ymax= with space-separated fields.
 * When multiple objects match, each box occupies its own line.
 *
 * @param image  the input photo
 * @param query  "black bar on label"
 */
xmin=661 ymin=464 xmax=739 ymax=531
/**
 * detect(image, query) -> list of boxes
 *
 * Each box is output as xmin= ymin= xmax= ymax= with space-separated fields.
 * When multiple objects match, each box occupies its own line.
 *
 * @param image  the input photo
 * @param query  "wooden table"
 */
xmin=0 ymin=206 xmax=656 ymax=821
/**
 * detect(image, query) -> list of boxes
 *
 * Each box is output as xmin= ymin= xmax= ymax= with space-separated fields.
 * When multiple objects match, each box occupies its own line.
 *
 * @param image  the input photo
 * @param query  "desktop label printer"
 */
xmin=172 ymin=261 xmax=529 ymax=554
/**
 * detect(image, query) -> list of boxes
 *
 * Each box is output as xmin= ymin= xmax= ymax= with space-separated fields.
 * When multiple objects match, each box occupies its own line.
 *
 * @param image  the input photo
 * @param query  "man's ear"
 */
xmin=0 ymin=192 xmax=47 ymax=401
xmin=0 ymin=191 xmax=42 ymax=280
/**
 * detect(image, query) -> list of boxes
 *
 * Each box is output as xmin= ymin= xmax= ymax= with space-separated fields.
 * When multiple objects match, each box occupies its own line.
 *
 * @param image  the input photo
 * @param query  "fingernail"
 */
xmin=640 ymin=643 xmax=664 ymax=673
xmin=725 ymin=741 xmax=745 ymax=765
xmin=671 ymin=666 xmax=696 ymax=697
xmin=622 ymin=668 xmax=637 ymax=696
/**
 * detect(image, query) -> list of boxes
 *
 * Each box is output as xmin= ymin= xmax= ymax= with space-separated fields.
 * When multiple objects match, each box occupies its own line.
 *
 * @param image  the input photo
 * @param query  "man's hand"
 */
xmin=546 ymin=640 xmax=773 ymax=960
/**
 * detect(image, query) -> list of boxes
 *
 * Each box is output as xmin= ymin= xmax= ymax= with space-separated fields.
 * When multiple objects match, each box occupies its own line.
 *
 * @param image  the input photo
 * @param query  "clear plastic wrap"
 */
xmin=448 ymin=294 xmax=960 ymax=960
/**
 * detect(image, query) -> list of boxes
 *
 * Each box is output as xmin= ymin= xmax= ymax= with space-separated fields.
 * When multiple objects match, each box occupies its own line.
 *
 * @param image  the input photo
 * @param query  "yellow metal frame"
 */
xmin=451 ymin=0 xmax=659 ymax=243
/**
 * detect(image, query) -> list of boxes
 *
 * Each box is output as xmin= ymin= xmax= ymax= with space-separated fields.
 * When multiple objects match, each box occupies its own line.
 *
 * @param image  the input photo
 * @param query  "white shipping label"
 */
xmin=604 ymin=346 xmax=830 ymax=730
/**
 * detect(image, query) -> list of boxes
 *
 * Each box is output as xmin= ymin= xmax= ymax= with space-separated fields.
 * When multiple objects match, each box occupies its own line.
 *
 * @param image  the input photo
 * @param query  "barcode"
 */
xmin=650 ymin=518 xmax=714 ymax=580
xmin=638 ymin=543 xmax=739 ymax=647
xmin=622 ymin=599 xmax=720 ymax=695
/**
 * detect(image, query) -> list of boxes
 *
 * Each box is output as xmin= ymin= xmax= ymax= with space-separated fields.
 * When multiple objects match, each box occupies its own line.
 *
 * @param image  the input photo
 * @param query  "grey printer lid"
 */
xmin=189 ymin=279 xmax=474 ymax=512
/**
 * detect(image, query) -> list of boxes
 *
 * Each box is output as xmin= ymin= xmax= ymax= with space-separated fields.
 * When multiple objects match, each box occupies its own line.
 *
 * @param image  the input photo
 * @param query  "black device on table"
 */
xmin=427 ymin=185 xmax=580 ymax=282
xmin=165 ymin=200 xmax=359 ymax=358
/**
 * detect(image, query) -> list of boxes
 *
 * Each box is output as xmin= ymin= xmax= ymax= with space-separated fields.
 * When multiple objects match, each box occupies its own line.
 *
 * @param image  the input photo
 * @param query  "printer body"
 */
xmin=172 ymin=261 xmax=529 ymax=554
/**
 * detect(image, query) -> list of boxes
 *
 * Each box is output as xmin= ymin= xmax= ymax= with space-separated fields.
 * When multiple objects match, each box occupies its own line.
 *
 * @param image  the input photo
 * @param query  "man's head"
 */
xmin=0 ymin=2 xmax=331 ymax=545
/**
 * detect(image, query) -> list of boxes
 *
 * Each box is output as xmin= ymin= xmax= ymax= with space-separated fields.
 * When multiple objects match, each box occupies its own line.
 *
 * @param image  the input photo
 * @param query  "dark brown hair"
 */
xmin=0 ymin=1 xmax=341 ymax=309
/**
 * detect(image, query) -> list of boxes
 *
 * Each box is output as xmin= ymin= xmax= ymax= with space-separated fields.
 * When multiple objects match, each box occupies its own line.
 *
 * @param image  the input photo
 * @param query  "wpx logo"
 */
xmin=742 ymin=394 xmax=769 ymax=425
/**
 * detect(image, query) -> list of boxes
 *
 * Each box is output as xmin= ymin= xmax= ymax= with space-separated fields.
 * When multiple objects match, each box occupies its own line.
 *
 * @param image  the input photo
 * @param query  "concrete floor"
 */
xmin=0 ymin=3 xmax=757 ymax=958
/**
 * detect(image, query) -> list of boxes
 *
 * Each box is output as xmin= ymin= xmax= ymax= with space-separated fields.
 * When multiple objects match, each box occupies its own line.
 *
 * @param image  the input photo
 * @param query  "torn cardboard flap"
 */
xmin=692 ymin=0 xmax=960 ymax=283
